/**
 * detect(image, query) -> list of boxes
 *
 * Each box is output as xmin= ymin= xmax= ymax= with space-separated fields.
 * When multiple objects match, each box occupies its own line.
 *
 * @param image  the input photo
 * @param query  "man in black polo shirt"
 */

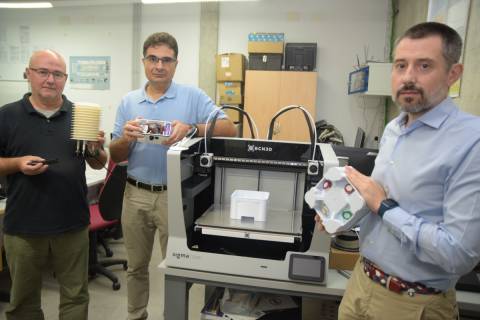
xmin=0 ymin=50 xmax=107 ymax=320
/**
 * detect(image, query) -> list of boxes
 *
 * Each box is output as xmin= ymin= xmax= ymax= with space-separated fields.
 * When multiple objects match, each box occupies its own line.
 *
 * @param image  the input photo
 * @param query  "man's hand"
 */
xmin=314 ymin=213 xmax=326 ymax=232
xmin=345 ymin=166 xmax=386 ymax=215
xmin=19 ymin=156 xmax=49 ymax=175
xmin=163 ymin=120 xmax=191 ymax=145
xmin=122 ymin=119 xmax=143 ymax=142
xmin=110 ymin=118 xmax=144 ymax=163
xmin=86 ymin=130 xmax=105 ymax=156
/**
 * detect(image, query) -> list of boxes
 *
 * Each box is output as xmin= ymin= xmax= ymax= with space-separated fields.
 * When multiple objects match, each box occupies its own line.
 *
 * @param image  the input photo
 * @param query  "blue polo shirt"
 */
xmin=112 ymin=82 xmax=226 ymax=185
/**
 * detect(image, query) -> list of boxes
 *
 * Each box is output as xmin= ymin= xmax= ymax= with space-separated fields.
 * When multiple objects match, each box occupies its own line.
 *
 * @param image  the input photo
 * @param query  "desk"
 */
xmin=86 ymin=166 xmax=107 ymax=203
xmin=86 ymin=166 xmax=107 ymax=187
xmin=159 ymin=262 xmax=480 ymax=320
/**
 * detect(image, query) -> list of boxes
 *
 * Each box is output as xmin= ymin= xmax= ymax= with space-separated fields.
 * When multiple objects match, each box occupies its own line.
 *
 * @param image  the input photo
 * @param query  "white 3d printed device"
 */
xmin=304 ymin=166 xmax=369 ymax=234
xmin=71 ymin=102 xmax=102 ymax=155
xmin=230 ymin=190 xmax=270 ymax=222
xmin=137 ymin=119 xmax=172 ymax=144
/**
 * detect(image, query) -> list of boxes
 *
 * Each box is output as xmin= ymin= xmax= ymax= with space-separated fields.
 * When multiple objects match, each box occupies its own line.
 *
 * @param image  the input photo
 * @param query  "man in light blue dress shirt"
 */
xmin=336 ymin=22 xmax=480 ymax=319
xmin=109 ymin=32 xmax=236 ymax=320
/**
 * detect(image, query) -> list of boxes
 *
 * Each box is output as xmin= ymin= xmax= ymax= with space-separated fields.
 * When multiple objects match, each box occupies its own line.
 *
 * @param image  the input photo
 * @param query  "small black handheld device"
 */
xmin=27 ymin=159 xmax=59 ymax=165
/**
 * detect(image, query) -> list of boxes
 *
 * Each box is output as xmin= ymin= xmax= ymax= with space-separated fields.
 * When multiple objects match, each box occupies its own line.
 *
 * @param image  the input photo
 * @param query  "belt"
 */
xmin=362 ymin=258 xmax=441 ymax=296
xmin=127 ymin=177 xmax=167 ymax=192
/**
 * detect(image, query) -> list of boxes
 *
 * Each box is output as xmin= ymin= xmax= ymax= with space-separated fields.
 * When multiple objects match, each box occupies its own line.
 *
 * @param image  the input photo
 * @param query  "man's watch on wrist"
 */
xmin=377 ymin=198 xmax=399 ymax=218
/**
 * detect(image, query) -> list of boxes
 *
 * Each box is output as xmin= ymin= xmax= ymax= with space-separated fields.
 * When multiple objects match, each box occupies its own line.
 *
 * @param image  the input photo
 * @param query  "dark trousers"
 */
xmin=4 ymin=227 xmax=89 ymax=320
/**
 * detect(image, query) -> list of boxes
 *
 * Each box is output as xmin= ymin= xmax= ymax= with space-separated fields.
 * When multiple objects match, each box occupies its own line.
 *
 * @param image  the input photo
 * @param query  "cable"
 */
xmin=217 ymin=105 xmax=259 ymax=139
xmin=170 ymin=125 xmax=198 ymax=149
xmin=203 ymin=108 xmax=222 ymax=155
xmin=267 ymin=105 xmax=317 ymax=161
xmin=203 ymin=105 xmax=259 ymax=156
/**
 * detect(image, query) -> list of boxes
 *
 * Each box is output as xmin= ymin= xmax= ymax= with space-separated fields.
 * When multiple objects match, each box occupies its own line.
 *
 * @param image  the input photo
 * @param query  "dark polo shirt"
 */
xmin=0 ymin=93 xmax=89 ymax=235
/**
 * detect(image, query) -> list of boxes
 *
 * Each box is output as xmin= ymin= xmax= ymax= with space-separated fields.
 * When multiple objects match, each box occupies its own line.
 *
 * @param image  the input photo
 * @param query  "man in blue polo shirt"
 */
xmin=109 ymin=32 xmax=236 ymax=320
xmin=326 ymin=22 xmax=480 ymax=319
xmin=0 ymin=50 xmax=107 ymax=320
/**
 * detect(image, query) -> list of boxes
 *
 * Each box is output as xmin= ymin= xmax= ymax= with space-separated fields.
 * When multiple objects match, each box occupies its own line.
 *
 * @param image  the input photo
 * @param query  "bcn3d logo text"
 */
xmin=172 ymin=252 xmax=190 ymax=259
xmin=247 ymin=144 xmax=273 ymax=152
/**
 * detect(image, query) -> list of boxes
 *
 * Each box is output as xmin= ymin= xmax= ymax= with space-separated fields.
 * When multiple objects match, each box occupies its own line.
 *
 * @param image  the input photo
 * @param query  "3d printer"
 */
xmin=165 ymin=107 xmax=376 ymax=285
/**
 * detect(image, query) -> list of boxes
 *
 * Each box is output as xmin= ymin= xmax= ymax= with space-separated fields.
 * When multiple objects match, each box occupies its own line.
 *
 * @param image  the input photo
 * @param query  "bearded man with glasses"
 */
xmin=0 ymin=50 xmax=107 ymax=320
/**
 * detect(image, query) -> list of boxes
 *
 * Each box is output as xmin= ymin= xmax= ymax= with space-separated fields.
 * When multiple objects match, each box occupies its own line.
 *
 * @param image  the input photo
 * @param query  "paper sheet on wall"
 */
xmin=69 ymin=56 xmax=111 ymax=90
xmin=0 ymin=25 xmax=33 ymax=81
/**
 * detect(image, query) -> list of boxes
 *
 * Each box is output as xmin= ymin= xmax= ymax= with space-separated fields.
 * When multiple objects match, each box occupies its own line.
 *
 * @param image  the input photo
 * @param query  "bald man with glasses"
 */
xmin=0 ymin=50 xmax=107 ymax=320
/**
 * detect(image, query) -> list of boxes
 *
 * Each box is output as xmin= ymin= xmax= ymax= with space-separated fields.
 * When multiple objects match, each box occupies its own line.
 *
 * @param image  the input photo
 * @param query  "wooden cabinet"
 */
xmin=243 ymin=70 xmax=317 ymax=142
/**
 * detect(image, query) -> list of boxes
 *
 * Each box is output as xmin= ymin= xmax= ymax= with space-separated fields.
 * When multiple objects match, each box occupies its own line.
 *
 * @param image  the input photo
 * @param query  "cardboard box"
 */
xmin=217 ymin=81 xmax=243 ymax=105
xmin=329 ymin=247 xmax=360 ymax=271
xmin=248 ymin=53 xmax=283 ymax=70
xmin=225 ymin=108 xmax=243 ymax=123
xmin=248 ymin=32 xmax=284 ymax=54
xmin=216 ymin=53 xmax=246 ymax=82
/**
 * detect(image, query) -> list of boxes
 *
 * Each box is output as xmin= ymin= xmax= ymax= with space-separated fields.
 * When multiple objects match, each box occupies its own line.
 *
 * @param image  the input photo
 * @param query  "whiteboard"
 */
xmin=0 ymin=25 xmax=52 ymax=81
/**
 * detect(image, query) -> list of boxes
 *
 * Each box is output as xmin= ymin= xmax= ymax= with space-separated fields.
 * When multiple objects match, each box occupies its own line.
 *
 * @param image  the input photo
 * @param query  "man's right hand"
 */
xmin=314 ymin=214 xmax=326 ymax=232
xmin=20 ymin=156 xmax=49 ymax=175
xmin=122 ymin=119 xmax=143 ymax=142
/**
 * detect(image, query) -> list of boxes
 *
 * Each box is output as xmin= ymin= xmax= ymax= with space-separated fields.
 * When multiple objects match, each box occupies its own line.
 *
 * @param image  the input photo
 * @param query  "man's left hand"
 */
xmin=163 ymin=120 xmax=191 ymax=145
xmin=86 ymin=130 xmax=105 ymax=156
xmin=345 ymin=166 xmax=386 ymax=215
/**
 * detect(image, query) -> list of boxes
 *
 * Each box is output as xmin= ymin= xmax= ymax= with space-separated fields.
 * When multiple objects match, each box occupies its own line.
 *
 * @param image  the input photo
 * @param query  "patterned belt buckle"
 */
xmin=386 ymin=277 xmax=403 ymax=294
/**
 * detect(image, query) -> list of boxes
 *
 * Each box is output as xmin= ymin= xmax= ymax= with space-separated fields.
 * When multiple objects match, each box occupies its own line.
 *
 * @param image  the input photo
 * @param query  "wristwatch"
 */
xmin=377 ymin=198 xmax=399 ymax=218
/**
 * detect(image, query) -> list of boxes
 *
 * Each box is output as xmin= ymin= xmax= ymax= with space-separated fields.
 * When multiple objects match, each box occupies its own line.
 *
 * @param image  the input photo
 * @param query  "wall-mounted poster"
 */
xmin=69 ymin=56 xmax=110 ymax=90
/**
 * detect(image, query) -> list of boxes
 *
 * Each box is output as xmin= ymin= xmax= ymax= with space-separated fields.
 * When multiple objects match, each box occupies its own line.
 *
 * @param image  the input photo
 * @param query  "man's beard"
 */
xmin=393 ymin=82 xmax=433 ymax=114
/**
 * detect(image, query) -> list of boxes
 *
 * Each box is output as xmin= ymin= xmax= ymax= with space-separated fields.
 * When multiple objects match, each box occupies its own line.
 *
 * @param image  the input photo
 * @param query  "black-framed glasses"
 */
xmin=29 ymin=67 xmax=68 ymax=80
xmin=143 ymin=55 xmax=177 ymax=65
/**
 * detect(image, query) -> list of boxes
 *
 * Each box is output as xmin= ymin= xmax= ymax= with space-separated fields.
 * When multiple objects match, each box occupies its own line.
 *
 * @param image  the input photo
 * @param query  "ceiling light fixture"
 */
xmin=0 ymin=2 xmax=53 ymax=8
xmin=142 ymin=0 xmax=258 ymax=4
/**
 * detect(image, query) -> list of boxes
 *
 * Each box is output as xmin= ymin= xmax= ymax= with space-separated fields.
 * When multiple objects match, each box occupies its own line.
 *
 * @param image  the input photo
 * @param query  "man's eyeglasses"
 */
xmin=29 ymin=67 xmax=68 ymax=81
xmin=143 ymin=55 xmax=177 ymax=65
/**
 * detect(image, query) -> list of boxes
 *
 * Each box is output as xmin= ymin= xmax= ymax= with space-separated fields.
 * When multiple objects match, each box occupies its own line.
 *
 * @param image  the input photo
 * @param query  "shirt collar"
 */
xmin=140 ymin=81 xmax=177 ymax=103
xmin=395 ymin=97 xmax=455 ymax=130
xmin=22 ymin=93 xmax=69 ymax=116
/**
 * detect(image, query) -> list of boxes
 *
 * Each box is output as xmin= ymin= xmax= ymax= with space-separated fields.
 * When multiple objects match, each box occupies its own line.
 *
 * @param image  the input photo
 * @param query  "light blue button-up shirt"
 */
xmin=359 ymin=97 xmax=480 ymax=290
xmin=112 ymin=82 xmax=226 ymax=185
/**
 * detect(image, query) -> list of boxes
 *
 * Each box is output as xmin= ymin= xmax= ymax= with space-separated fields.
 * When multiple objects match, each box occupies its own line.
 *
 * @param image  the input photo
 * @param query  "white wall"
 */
xmin=0 ymin=0 xmax=390 ymax=147
xmin=218 ymin=0 xmax=390 ymax=146
xmin=140 ymin=3 xmax=202 ymax=88
xmin=0 ymin=5 xmax=134 ymax=136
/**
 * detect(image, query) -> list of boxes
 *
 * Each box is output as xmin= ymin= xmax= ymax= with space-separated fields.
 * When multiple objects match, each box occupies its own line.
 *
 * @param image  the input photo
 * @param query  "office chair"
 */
xmin=89 ymin=162 xmax=128 ymax=291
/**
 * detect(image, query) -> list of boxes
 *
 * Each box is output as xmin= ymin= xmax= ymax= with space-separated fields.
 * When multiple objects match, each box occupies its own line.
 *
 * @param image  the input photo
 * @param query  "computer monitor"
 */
xmin=332 ymin=145 xmax=377 ymax=176
xmin=354 ymin=128 xmax=366 ymax=148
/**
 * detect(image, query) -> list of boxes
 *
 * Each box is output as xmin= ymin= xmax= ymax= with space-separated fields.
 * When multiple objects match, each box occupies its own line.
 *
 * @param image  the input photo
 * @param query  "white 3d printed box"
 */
xmin=230 ymin=190 xmax=270 ymax=222
xmin=304 ymin=166 xmax=369 ymax=234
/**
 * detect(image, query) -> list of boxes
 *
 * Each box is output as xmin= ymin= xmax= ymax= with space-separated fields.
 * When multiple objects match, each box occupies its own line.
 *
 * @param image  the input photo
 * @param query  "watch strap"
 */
xmin=378 ymin=198 xmax=399 ymax=219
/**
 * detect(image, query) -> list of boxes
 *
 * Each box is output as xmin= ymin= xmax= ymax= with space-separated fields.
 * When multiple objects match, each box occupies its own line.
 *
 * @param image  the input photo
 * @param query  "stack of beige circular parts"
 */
xmin=71 ymin=102 xmax=101 ymax=141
